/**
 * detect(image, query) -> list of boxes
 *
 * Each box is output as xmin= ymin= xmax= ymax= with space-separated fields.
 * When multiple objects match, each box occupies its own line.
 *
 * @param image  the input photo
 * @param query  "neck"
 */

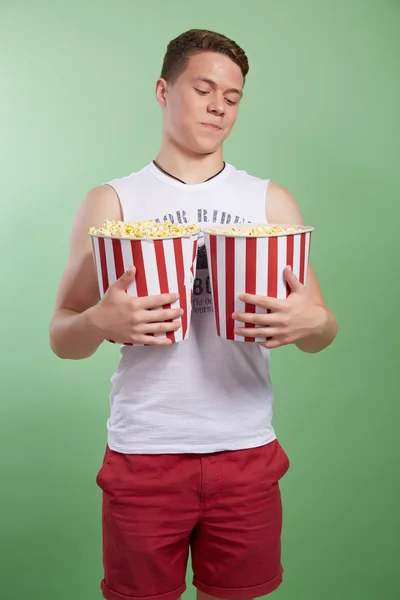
xmin=154 ymin=138 xmax=224 ymax=185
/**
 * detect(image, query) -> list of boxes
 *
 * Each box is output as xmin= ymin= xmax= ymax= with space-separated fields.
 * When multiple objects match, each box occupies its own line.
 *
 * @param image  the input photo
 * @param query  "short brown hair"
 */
xmin=160 ymin=29 xmax=249 ymax=83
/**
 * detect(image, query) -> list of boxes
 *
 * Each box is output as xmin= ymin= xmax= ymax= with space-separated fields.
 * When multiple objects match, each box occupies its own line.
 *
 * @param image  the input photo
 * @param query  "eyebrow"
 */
xmin=194 ymin=78 xmax=243 ymax=97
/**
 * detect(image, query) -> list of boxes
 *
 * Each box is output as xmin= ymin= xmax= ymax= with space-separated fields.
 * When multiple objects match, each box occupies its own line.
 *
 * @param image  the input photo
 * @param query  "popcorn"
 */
xmin=206 ymin=225 xmax=303 ymax=236
xmin=89 ymin=219 xmax=200 ymax=239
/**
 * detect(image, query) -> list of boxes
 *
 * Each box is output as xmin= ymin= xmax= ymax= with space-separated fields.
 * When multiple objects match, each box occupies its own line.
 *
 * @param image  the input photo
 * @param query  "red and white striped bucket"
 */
xmin=203 ymin=224 xmax=314 ymax=342
xmin=90 ymin=233 xmax=199 ymax=345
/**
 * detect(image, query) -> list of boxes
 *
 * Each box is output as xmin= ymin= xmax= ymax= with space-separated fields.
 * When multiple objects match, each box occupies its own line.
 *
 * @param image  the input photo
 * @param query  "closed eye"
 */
xmin=195 ymin=88 xmax=239 ymax=106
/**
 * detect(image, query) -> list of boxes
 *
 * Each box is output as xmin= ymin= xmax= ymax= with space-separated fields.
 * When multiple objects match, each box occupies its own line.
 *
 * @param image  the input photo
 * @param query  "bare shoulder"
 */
xmin=67 ymin=183 xmax=122 ymax=270
xmin=51 ymin=184 xmax=122 ymax=314
xmin=265 ymin=181 xmax=328 ymax=305
xmin=72 ymin=184 xmax=122 ymax=232
xmin=265 ymin=181 xmax=304 ymax=225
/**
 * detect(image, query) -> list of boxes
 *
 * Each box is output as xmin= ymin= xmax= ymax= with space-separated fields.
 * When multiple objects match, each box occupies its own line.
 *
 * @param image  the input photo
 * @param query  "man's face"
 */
xmin=157 ymin=51 xmax=244 ymax=155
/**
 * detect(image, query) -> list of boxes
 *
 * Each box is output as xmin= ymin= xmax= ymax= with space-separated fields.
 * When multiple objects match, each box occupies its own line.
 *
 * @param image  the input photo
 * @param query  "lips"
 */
xmin=202 ymin=123 xmax=222 ymax=130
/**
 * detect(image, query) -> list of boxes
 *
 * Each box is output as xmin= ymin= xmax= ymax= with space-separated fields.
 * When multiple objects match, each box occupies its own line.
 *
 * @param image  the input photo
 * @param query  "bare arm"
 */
xmin=49 ymin=185 xmax=183 ymax=360
xmin=49 ymin=185 xmax=122 ymax=359
xmin=265 ymin=182 xmax=338 ymax=353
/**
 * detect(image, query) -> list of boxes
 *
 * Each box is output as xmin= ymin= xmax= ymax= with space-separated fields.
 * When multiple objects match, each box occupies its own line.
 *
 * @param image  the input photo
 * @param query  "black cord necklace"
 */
xmin=152 ymin=160 xmax=226 ymax=184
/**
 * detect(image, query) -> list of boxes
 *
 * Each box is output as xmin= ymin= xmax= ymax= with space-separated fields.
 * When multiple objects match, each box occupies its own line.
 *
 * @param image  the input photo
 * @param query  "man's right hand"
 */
xmin=88 ymin=266 xmax=183 ymax=346
xmin=50 ymin=184 xmax=184 ymax=359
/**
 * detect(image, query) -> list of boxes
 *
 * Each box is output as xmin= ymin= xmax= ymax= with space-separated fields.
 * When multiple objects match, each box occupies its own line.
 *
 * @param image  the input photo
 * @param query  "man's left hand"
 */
xmin=232 ymin=265 xmax=327 ymax=349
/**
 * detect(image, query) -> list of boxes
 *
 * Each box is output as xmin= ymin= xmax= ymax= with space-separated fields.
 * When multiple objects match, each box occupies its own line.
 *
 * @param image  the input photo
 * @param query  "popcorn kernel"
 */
xmin=206 ymin=225 xmax=303 ymax=236
xmin=89 ymin=219 xmax=200 ymax=239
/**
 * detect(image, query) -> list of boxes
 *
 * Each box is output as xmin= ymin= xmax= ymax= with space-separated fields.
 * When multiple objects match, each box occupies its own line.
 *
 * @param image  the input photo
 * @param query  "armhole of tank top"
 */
xmin=102 ymin=182 xmax=125 ymax=221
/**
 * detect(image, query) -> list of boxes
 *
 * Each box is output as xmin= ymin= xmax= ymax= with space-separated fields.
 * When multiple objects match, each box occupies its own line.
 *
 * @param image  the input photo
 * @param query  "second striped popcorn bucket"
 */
xmin=203 ymin=223 xmax=314 ymax=343
xmin=90 ymin=231 xmax=199 ymax=345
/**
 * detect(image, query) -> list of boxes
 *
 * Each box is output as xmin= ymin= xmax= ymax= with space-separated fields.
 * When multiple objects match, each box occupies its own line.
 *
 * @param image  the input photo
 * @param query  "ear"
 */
xmin=155 ymin=78 xmax=168 ymax=108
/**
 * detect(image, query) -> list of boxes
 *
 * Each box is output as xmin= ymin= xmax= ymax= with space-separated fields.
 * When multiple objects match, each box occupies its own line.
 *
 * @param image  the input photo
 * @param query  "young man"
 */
xmin=50 ymin=29 xmax=337 ymax=600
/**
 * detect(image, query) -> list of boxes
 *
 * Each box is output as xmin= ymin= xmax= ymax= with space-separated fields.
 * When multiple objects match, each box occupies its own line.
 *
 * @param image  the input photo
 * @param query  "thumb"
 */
xmin=284 ymin=265 xmax=303 ymax=292
xmin=114 ymin=265 xmax=136 ymax=291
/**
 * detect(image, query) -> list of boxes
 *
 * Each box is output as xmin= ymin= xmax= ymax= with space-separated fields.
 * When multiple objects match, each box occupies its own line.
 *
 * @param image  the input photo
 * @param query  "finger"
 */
xmin=284 ymin=265 xmax=303 ymax=292
xmin=238 ymin=293 xmax=284 ymax=311
xmin=261 ymin=336 xmax=289 ymax=349
xmin=233 ymin=327 xmax=281 ymax=338
xmin=136 ymin=320 xmax=182 ymax=334
xmin=113 ymin=265 xmax=136 ymax=290
xmin=130 ymin=334 xmax=174 ymax=346
xmin=144 ymin=307 xmax=184 ymax=323
xmin=137 ymin=293 xmax=180 ymax=309
xmin=232 ymin=311 xmax=281 ymax=326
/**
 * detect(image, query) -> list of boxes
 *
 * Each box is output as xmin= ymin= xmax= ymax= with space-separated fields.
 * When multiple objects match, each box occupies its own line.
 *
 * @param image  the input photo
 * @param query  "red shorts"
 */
xmin=96 ymin=438 xmax=290 ymax=600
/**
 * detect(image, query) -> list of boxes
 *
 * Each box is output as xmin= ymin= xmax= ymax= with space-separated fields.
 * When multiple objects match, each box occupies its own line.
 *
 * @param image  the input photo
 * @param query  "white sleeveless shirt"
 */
xmin=104 ymin=161 xmax=276 ymax=454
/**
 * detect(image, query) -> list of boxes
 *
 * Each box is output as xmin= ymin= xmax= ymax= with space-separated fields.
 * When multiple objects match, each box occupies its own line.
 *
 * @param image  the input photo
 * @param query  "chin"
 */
xmin=190 ymin=137 xmax=225 ymax=155
xmin=172 ymin=130 xmax=226 ymax=155
xmin=196 ymin=144 xmax=222 ymax=155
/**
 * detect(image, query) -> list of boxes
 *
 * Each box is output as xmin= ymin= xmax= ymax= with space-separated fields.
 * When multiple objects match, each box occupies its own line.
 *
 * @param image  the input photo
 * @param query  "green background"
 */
xmin=1 ymin=0 xmax=399 ymax=599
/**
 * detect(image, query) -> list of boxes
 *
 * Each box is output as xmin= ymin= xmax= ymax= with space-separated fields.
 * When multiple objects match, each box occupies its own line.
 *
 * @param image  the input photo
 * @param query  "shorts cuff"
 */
xmin=193 ymin=571 xmax=282 ymax=599
xmin=101 ymin=579 xmax=186 ymax=600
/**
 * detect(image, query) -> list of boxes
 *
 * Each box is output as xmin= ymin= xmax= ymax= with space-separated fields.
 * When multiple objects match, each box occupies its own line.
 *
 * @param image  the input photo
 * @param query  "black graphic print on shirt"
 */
xmin=154 ymin=208 xmax=250 ymax=270
xmin=152 ymin=208 xmax=250 ymax=316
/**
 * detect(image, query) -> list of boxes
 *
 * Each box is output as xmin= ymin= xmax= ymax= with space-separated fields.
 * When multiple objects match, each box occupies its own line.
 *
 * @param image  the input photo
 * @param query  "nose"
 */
xmin=208 ymin=95 xmax=225 ymax=117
